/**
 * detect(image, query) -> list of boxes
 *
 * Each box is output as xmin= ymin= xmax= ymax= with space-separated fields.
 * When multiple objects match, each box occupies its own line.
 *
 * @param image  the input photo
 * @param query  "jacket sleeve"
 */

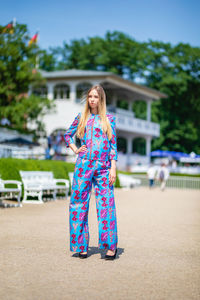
xmin=109 ymin=116 xmax=118 ymax=161
xmin=63 ymin=113 xmax=81 ymax=148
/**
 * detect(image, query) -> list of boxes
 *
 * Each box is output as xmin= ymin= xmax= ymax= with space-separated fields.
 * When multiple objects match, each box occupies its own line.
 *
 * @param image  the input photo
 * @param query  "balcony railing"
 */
xmin=108 ymin=109 xmax=160 ymax=137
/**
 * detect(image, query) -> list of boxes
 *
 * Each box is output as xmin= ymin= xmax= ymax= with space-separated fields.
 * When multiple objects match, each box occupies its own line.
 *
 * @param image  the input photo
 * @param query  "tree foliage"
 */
xmin=41 ymin=31 xmax=200 ymax=153
xmin=0 ymin=23 xmax=53 ymax=133
xmin=1 ymin=24 xmax=199 ymax=153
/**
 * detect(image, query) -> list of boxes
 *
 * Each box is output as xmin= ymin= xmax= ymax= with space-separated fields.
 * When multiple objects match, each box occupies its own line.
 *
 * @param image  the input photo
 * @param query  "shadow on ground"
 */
xmin=71 ymin=246 xmax=124 ymax=259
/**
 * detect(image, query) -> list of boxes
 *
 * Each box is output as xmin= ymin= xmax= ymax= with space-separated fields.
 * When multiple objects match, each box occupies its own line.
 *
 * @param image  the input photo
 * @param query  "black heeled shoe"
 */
xmin=105 ymin=248 xmax=117 ymax=260
xmin=79 ymin=252 xmax=88 ymax=259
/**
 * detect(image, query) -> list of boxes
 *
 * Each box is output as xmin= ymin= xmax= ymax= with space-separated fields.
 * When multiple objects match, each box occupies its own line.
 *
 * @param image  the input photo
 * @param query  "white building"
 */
xmin=30 ymin=69 xmax=166 ymax=170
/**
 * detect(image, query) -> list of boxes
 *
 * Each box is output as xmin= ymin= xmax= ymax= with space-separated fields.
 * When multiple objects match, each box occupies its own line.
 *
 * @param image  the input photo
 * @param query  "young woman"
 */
xmin=64 ymin=85 xmax=118 ymax=260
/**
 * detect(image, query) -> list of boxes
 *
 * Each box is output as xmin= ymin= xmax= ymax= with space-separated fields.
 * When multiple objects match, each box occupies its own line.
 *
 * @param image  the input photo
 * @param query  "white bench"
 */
xmin=118 ymin=173 xmax=141 ymax=188
xmin=0 ymin=180 xmax=22 ymax=207
xmin=19 ymin=171 xmax=69 ymax=204
xmin=68 ymin=172 xmax=74 ymax=187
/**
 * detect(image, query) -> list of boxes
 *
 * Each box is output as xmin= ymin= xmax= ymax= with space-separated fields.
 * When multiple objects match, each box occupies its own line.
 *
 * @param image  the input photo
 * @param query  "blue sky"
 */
xmin=1 ymin=0 xmax=200 ymax=49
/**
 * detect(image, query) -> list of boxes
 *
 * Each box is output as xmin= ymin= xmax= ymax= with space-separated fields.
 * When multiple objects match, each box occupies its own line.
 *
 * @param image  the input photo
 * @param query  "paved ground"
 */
xmin=0 ymin=187 xmax=200 ymax=300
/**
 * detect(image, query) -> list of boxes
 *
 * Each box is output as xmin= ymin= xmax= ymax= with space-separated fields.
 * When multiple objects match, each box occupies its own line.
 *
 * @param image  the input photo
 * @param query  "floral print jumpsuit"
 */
xmin=64 ymin=112 xmax=118 ymax=253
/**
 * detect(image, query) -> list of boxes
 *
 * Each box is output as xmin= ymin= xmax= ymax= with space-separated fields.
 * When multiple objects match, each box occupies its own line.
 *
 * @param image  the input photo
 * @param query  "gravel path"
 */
xmin=1 ymin=187 xmax=200 ymax=300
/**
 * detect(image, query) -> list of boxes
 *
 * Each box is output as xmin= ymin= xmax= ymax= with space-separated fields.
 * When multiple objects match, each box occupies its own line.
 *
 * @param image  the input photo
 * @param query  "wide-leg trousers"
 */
xmin=69 ymin=156 xmax=118 ymax=253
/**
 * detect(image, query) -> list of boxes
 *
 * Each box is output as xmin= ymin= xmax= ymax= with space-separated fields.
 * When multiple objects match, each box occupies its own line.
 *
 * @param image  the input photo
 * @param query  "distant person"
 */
xmin=171 ymin=160 xmax=177 ymax=171
xmin=45 ymin=147 xmax=51 ymax=160
xmin=147 ymin=164 xmax=157 ymax=188
xmin=56 ymin=131 xmax=62 ymax=145
xmin=156 ymin=163 xmax=169 ymax=191
xmin=1 ymin=117 xmax=10 ymax=126
xmin=54 ymin=131 xmax=62 ymax=158
xmin=47 ymin=135 xmax=52 ymax=149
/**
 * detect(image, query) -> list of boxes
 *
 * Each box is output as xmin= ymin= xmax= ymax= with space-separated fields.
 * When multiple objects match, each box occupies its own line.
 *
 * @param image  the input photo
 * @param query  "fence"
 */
xmin=0 ymin=144 xmax=45 ymax=160
xmin=131 ymin=174 xmax=200 ymax=190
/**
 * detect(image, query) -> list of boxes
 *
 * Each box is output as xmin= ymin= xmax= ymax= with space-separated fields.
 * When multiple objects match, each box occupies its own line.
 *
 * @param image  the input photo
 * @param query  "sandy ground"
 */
xmin=0 ymin=187 xmax=200 ymax=300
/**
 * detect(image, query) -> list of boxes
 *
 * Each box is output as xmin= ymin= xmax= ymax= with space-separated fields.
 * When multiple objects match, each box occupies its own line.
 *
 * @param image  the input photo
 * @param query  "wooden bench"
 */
xmin=0 ymin=180 xmax=22 ymax=207
xmin=19 ymin=171 xmax=69 ymax=204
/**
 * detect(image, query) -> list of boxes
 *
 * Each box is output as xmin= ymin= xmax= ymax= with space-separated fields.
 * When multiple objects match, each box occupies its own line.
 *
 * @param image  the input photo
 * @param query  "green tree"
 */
xmin=39 ymin=48 xmax=57 ymax=71
xmin=145 ymin=41 xmax=200 ymax=153
xmin=132 ymin=101 xmax=147 ymax=120
xmin=48 ymin=31 xmax=145 ymax=79
xmin=47 ymin=32 xmax=200 ymax=153
xmin=0 ymin=23 xmax=53 ymax=133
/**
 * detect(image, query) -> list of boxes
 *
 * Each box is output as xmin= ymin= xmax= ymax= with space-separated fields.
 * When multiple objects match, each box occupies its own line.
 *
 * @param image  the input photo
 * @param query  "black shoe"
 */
xmin=79 ymin=252 xmax=88 ymax=259
xmin=105 ymin=248 xmax=117 ymax=260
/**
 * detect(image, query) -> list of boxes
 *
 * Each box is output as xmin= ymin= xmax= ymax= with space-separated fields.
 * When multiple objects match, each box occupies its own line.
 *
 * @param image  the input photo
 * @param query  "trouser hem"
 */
xmin=70 ymin=246 xmax=89 ymax=253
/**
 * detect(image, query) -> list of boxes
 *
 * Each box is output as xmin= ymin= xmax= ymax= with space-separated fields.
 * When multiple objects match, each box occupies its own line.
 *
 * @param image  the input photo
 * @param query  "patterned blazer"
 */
xmin=64 ymin=112 xmax=118 ymax=161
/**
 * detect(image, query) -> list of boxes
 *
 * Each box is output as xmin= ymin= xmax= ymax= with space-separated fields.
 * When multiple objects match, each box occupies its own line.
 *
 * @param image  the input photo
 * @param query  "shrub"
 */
xmin=0 ymin=158 xmax=121 ymax=193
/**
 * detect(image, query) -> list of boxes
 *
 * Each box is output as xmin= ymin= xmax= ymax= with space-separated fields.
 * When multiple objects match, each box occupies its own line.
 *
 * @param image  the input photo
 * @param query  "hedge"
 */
xmin=0 ymin=158 xmax=121 ymax=194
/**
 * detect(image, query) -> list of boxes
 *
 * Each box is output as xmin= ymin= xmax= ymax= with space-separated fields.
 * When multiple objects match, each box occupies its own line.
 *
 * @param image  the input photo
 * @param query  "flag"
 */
xmin=2 ymin=20 xmax=14 ymax=34
xmin=28 ymin=32 xmax=39 ymax=46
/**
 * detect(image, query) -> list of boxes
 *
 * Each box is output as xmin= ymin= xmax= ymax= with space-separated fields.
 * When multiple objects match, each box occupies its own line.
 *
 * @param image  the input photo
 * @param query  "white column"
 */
xmin=128 ymin=101 xmax=132 ymax=112
xmin=146 ymin=136 xmax=151 ymax=163
xmin=69 ymin=82 xmax=76 ymax=103
xmin=47 ymin=83 xmax=54 ymax=100
xmin=126 ymin=136 xmax=133 ymax=170
xmin=111 ymin=93 xmax=117 ymax=107
xmin=147 ymin=100 xmax=152 ymax=122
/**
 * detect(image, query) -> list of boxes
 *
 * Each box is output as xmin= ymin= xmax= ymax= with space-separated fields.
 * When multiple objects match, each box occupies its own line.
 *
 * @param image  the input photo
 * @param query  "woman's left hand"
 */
xmin=109 ymin=166 xmax=116 ymax=186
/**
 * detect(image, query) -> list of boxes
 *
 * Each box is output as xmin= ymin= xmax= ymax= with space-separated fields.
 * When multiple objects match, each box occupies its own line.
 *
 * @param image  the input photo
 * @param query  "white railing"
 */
xmin=115 ymin=107 xmax=135 ymax=118
xmin=117 ymin=153 xmax=150 ymax=171
xmin=129 ymin=174 xmax=200 ymax=190
xmin=130 ymin=165 xmax=200 ymax=175
xmin=114 ymin=113 xmax=160 ymax=137
xmin=0 ymin=144 xmax=45 ymax=160
xmin=168 ymin=166 xmax=200 ymax=175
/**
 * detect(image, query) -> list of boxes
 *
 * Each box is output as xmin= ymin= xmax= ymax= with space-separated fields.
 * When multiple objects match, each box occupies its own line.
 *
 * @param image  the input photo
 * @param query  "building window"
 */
xmin=117 ymin=137 xmax=127 ymax=153
xmin=117 ymin=99 xmax=128 ymax=110
xmin=76 ymin=82 xmax=92 ymax=102
xmin=54 ymin=84 xmax=70 ymax=99
xmin=104 ymin=89 xmax=114 ymax=105
xmin=32 ymin=85 xmax=47 ymax=98
xmin=132 ymin=101 xmax=147 ymax=120
xmin=132 ymin=137 xmax=146 ymax=155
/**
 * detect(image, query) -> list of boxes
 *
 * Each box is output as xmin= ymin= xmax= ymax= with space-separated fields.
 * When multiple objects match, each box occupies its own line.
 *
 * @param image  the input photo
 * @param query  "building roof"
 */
xmin=40 ymin=69 xmax=113 ymax=78
xmin=39 ymin=69 xmax=167 ymax=100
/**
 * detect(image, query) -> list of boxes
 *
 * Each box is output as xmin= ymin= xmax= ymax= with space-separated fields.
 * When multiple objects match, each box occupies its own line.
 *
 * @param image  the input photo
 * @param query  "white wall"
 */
xmin=42 ymin=101 xmax=84 ymax=135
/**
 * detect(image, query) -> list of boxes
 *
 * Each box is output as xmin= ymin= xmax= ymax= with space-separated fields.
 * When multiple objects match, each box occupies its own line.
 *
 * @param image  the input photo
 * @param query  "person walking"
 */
xmin=147 ymin=163 xmax=157 ymax=188
xmin=64 ymin=85 xmax=118 ymax=260
xmin=156 ymin=163 xmax=170 ymax=191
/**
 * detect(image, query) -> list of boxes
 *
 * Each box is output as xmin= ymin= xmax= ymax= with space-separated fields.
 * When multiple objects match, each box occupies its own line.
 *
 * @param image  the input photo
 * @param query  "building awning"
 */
xmin=0 ymin=137 xmax=39 ymax=146
xmin=151 ymin=150 xmax=200 ymax=162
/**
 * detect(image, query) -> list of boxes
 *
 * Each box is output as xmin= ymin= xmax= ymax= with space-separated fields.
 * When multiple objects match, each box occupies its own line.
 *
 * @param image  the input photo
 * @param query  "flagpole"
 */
xmin=13 ymin=17 xmax=16 ymax=27
xmin=36 ymin=54 xmax=39 ymax=69
xmin=35 ymin=29 xmax=40 ymax=69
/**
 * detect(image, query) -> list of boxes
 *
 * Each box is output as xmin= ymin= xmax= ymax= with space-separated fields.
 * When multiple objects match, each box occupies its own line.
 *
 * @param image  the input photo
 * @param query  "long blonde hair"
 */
xmin=76 ymin=85 xmax=112 ymax=140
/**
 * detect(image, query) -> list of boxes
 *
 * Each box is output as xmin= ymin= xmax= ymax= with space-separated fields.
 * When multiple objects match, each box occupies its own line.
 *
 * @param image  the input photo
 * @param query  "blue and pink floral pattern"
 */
xmin=64 ymin=112 xmax=118 ymax=161
xmin=64 ymin=112 xmax=118 ymax=253
xmin=69 ymin=157 xmax=118 ymax=252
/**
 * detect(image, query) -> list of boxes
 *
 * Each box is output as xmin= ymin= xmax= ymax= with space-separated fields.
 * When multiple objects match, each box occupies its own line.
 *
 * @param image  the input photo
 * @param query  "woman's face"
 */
xmin=88 ymin=89 xmax=100 ymax=110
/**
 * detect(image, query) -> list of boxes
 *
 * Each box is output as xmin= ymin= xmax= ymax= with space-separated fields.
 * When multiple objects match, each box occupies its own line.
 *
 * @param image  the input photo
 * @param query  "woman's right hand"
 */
xmin=76 ymin=145 xmax=87 ymax=154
